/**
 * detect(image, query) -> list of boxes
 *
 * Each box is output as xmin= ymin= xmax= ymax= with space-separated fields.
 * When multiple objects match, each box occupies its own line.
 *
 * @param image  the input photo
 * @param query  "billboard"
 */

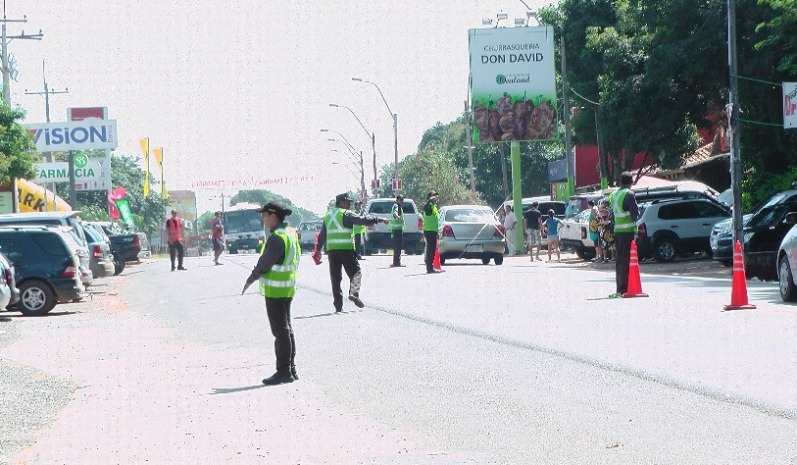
xmin=784 ymin=83 xmax=797 ymax=129
xmin=25 ymin=120 xmax=118 ymax=152
xmin=469 ymin=26 xmax=557 ymax=142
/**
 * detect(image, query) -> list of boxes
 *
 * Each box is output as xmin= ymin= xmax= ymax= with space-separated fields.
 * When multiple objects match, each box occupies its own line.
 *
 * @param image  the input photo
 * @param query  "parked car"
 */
xmin=55 ymin=227 xmax=93 ymax=290
xmin=776 ymin=212 xmax=797 ymax=301
xmin=504 ymin=196 xmax=567 ymax=219
xmin=438 ymin=205 xmax=505 ymax=265
xmin=297 ymin=221 xmax=323 ymax=252
xmin=636 ymin=198 xmax=731 ymax=262
xmin=566 ymin=184 xmax=723 ymax=218
xmin=85 ymin=221 xmax=147 ymax=274
xmin=559 ymin=208 xmax=597 ymax=260
xmin=0 ymin=226 xmax=86 ymax=315
xmin=82 ymin=225 xmax=115 ymax=278
xmin=0 ymin=252 xmax=20 ymax=310
xmin=0 ymin=211 xmax=88 ymax=246
xmin=362 ymin=198 xmax=424 ymax=255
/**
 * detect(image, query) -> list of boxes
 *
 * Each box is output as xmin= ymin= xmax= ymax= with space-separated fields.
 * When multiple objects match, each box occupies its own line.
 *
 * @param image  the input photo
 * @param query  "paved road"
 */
xmin=1 ymin=252 xmax=796 ymax=464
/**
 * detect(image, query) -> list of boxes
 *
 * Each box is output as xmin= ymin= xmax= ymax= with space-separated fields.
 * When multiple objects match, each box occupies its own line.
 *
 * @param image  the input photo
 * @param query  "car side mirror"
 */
xmin=785 ymin=212 xmax=797 ymax=225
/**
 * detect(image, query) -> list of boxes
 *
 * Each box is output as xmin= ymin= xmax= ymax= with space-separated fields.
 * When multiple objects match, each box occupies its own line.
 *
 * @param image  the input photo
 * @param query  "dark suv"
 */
xmin=0 ymin=226 xmax=86 ymax=315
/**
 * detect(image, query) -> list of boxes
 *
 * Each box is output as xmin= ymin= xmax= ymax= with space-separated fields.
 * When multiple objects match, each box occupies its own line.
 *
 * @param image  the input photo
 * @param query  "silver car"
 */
xmin=0 ymin=252 xmax=20 ymax=310
xmin=438 ymin=205 xmax=506 ymax=265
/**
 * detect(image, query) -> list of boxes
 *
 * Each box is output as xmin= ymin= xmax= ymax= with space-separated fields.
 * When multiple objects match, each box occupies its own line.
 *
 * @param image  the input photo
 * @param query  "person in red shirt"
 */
xmin=166 ymin=210 xmax=187 ymax=271
xmin=211 ymin=211 xmax=225 ymax=265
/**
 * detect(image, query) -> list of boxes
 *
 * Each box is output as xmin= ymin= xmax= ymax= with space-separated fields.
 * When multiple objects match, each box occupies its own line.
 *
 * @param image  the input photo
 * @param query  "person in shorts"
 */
xmin=523 ymin=201 xmax=543 ymax=261
xmin=543 ymin=209 xmax=564 ymax=262
xmin=211 ymin=211 xmax=225 ymax=265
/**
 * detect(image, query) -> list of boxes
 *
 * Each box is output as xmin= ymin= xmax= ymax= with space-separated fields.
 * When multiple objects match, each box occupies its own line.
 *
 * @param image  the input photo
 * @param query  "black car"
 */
xmin=0 ymin=226 xmax=86 ymax=315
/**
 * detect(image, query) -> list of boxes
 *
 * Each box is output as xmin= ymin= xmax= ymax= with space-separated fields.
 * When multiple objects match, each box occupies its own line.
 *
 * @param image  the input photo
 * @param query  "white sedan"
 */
xmin=558 ymin=208 xmax=597 ymax=261
xmin=438 ymin=205 xmax=506 ymax=265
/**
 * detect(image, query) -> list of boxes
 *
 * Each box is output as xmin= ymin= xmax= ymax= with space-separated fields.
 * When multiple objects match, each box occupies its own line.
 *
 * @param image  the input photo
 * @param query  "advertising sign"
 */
xmin=25 ymin=120 xmax=118 ymax=152
xmin=469 ymin=26 xmax=557 ymax=142
xmin=784 ymin=83 xmax=797 ymax=129
xmin=35 ymin=158 xmax=110 ymax=191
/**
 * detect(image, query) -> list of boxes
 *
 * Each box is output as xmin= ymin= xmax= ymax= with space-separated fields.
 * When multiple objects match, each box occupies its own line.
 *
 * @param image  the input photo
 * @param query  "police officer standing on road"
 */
xmin=241 ymin=201 xmax=301 ymax=386
xmin=315 ymin=193 xmax=388 ymax=312
xmin=389 ymin=195 xmax=406 ymax=268
xmin=608 ymin=172 xmax=640 ymax=298
xmin=422 ymin=191 xmax=441 ymax=274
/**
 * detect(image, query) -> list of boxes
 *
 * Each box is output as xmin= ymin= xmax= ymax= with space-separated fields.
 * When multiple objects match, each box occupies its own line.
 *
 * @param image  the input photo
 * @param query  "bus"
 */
xmin=222 ymin=202 xmax=265 ymax=254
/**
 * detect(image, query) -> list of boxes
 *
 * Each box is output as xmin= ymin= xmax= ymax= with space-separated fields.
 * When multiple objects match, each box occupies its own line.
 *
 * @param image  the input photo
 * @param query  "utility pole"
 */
xmin=1 ymin=0 xmax=43 ymax=104
xmin=727 ymin=0 xmax=743 ymax=249
xmin=464 ymin=100 xmax=476 ymax=194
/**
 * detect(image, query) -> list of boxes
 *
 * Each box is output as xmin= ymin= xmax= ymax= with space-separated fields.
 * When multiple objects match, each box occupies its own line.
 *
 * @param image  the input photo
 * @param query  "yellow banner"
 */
xmin=139 ymin=137 xmax=149 ymax=158
xmin=153 ymin=147 xmax=163 ymax=169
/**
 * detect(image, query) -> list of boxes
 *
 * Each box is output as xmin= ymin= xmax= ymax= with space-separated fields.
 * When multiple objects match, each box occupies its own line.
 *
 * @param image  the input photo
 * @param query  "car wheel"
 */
xmin=481 ymin=257 xmax=490 ymax=265
xmin=494 ymin=255 xmax=504 ymax=265
xmin=18 ymin=280 xmax=55 ymax=316
xmin=779 ymin=256 xmax=797 ymax=302
xmin=653 ymin=238 xmax=677 ymax=263
xmin=575 ymin=247 xmax=596 ymax=261
xmin=113 ymin=254 xmax=125 ymax=275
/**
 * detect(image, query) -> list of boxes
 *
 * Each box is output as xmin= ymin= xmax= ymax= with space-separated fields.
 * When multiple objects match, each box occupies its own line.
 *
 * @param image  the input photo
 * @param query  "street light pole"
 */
xmin=329 ymin=103 xmax=378 ymax=186
xmin=1 ymin=1 xmax=43 ymax=104
xmin=322 ymin=129 xmax=367 ymax=198
xmin=352 ymin=77 xmax=399 ymax=188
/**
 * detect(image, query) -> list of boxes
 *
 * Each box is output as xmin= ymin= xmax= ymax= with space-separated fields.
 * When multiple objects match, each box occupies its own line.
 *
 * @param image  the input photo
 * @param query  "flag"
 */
xmin=116 ymin=199 xmax=135 ymax=228
xmin=140 ymin=137 xmax=150 ymax=197
xmin=153 ymin=147 xmax=163 ymax=169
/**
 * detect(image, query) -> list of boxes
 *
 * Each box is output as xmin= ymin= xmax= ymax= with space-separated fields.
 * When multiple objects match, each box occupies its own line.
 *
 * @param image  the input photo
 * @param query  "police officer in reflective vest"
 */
xmin=422 ymin=190 xmax=441 ymax=274
xmin=389 ymin=195 xmax=406 ymax=267
xmin=608 ymin=173 xmax=640 ymax=297
xmin=241 ymin=201 xmax=301 ymax=386
xmin=353 ymin=200 xmax=367 ymax=260
xmin=315 ymin=193 xmax=387 ymax=312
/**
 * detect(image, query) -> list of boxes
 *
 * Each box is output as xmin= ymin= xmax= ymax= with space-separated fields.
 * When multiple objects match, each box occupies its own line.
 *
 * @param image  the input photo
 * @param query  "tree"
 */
xmin=397 ymin=146 xmax=482 ymax=207
xmin=229 ymin=190 xmax=319 ymax=227
xmin=0 ymin=103 xmax=38 ymax=182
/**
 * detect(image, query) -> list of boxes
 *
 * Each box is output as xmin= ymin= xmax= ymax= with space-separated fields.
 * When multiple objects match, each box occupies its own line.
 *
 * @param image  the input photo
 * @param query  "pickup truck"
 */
xmin=297 ymin=221 xmax=323 ymax=252
xmin=85 ymin=221 xmax=149 ymax=275
xmin=362 ymin=198 xmax=424 ymax=255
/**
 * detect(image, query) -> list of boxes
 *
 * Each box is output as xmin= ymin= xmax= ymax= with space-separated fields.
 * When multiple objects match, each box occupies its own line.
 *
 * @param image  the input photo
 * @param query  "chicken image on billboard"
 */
xmin=468 ymin=26 xmax=557 ymax=142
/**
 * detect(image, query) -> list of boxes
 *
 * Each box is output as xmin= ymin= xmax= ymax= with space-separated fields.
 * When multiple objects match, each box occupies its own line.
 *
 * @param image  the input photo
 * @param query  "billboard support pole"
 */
xmin=510 ymin=140 xmax=524 ymax=255
xmin=561 ymin=37 xmax=574 ymax=198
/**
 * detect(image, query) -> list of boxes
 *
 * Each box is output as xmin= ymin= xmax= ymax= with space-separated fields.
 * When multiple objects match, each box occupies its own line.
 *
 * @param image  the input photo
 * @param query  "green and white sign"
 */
xmin=468 ymin=26 xmax=557 ymax=142
xmin=35 ymin=157 xmax=110 ymax=191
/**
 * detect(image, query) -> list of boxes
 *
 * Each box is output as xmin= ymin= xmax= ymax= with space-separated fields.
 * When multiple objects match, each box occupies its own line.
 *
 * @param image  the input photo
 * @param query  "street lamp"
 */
xmin=321 ymin=129 xmax=366 ymax=198
xmin=329 ymin=103 xmax=378 ymax=186
xmin=351 ymin=77 xmax=399 ymax=189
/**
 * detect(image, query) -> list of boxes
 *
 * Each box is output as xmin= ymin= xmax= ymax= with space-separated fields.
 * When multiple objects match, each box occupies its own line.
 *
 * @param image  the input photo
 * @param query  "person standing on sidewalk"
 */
xmin=211 ymin=211 xmax=225 ymax=265
xmin=166 ymin=210 xmax=187 ymax=271
xmin=422 ymin=190 xmax=441 ymax=274
xmin=315 ymin=193 xmax=388 ymax=312
xmin=353 ymin=201 xmax=366 ymax=260
xmin=241 ymin=201 xmax=300 ymax=385
xmin=523 ymin=201 xmax=543 ymax=261
xmin=608 ymin=173 xmax=640 ymax=297
xmin=389 ymin=195 xmax=405 ymax=268
xmin=502 ymin=204 xmax=518 ymax=255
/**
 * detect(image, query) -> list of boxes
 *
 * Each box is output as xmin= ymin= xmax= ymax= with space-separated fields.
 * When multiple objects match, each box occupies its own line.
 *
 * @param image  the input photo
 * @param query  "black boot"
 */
xmin=291 ymin=366 xmax=299 ymax=380
xmin=262 ymin=370 xmax=294 ymax=386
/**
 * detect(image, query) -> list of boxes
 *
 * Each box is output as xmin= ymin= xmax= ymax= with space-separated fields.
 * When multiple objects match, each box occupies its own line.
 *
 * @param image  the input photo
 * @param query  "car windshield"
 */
xmin=445 ymin=208 xmax=494 ymax=222
xmin=746 ymin=205 xmax=788 ymax=229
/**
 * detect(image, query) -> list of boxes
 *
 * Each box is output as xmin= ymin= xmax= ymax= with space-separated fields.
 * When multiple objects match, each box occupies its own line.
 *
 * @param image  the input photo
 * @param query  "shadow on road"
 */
xmin=210 ymin=385 xmax=266 ymax=395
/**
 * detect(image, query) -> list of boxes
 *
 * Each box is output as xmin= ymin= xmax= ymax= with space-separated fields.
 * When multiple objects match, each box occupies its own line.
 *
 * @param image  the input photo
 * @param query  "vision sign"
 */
xmin=25 ymin=120 xmax=118 ymax=152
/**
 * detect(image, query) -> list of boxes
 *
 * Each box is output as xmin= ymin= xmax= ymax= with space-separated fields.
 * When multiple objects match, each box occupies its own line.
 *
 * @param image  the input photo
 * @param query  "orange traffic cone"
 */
xmin=433 ymin=242 xmax=444 ymax=272
xmin=622 ymin=241 xmax=649 ymax=298
xmin=724 ymin=240 xmax=756 ymax=311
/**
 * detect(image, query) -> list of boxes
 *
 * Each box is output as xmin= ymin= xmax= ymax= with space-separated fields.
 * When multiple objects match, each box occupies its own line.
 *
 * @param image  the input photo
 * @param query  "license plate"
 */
xmin=465 ymin=244 xmax=483 ymax=253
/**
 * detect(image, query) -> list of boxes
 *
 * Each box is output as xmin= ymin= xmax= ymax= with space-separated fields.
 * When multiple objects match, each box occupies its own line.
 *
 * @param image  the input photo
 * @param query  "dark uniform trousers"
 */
xmin=392 ymin=231 xmax=403 ymax=266
xmin=265 ymin=296 xmax=295 ymax=372
xmin=327 ymin=250 xmax=362 ymax=310
xmin=614 ymin=232 xmax=634 ymax=294
xmin=168 ymin=241 xmax=184 ymax=269
xmin=424 ymin=230 xmax=438 ymax=272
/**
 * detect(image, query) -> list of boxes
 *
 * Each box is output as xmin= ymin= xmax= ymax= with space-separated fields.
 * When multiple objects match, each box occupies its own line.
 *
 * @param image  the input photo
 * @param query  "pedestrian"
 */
xmin=523 ymin=201 xmax=543 ymax=261
xmin=422 ymin=190 xmax=441 ymax=273
xmin=314 ymin=193 xmax=388 ymax=312
xmin=353 ymin=201 xmax=366 ymax=260
xmin=543 ymin=209 xmax=564 ymax=262
xmin=211 ymin=211 xmax=225 ymax=265
xmin=389 ymin=195 xmax=405 ymax=267
xmin=608 ymin=173 xmax=640 ymax=297
xmin=587 ymin=200 xmax=603 ymax=262
xmin=502 ymin=204 xmax=518 ymax=255
xmin=598 ymin=199 xmax=615 ymax=262
xmin=166 ymin=210 xmax=187 ymax=271
xmin=241 ymin=201 xmax=300 ymax=386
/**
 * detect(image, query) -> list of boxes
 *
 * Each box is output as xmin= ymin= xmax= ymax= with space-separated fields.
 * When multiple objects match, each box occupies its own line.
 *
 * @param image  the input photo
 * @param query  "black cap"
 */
xmin=335 ymin=192 xmax=354 ymax=204
xmin=427 ymin=191 xmax=439 ymax=199
xmin=256 ymin=201 xmax=292 ymax=217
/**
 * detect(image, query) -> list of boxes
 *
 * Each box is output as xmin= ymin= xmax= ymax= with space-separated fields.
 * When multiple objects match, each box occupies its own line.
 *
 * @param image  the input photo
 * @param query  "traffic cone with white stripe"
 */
xmin=622 ymin=241 xmax=648 ymax=298
xmin=724 ymin=240 xmax=756 ymax=311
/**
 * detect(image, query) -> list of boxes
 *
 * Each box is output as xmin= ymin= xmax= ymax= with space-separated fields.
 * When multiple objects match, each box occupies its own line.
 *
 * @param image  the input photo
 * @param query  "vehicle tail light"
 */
xmin=62 ymin=261 xmax=78 ymax=278
xmin=367 ymin=224 xmax=374 ymax=231
xmin=134 ymin=235 xmax=141 ymax=248
xmin=92 ymin=245 xmax=103 ymax=259
xmin=493 ymin=224 xmax=505 ymax=238
xmin=417 ymin=217 xmax=424 ymax=230
xmin=4 ymin=268 xmax=12 ymax=286
xmin=637 ymin=223 xmax=648 ymax=239
xmin=441 ymin=225 xmax=455 ymax=238
xmin=581 ymin=227 xmax=587 ymax=240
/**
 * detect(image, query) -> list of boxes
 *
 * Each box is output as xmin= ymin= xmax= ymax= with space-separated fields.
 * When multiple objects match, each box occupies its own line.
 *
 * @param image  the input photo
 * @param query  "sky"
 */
xmin=7 ymin=0 xmax=549 ymax=215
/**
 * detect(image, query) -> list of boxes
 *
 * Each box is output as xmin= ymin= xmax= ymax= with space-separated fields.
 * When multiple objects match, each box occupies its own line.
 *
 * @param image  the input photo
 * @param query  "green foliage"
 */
xmin=196 ymin=211 xmax=213 ymax=236
xmin=230 ymin=190 xmax=319 ymax=227
xmin=756 ymin=0 xmax=797 ymax=75
xmin=397 ymin=146 xmax=482 ymax=206
xmin=0 ymin=103 xmax=37 ymax=183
